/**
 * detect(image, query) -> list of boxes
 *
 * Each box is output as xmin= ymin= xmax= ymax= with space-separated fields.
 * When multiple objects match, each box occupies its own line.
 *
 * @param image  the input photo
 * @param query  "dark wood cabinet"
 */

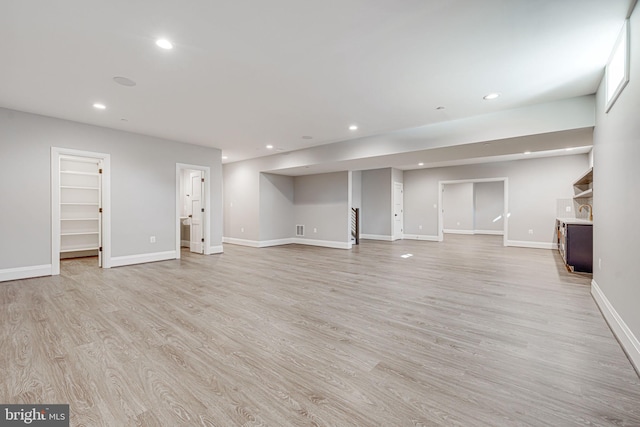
xmin=557 ymin=219 xmax=593 ymax=273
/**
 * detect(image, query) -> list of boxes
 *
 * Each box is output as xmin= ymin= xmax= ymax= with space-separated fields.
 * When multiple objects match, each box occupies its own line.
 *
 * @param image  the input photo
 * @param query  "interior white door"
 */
xmin=189 ymin=171 xmax=204 ymax=253
xmin=393 ymin=182 xmax=403 ymax=240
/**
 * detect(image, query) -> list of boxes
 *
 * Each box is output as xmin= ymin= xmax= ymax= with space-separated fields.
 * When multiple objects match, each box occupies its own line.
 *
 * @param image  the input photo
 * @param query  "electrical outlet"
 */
xmin=457 ymin=221 xmax=460 ymax=226
xmin=419 ymin=225 xmax=423 ymax=230
xmin=528 ymin=229 xmax=534 ymax=235
xmin=150 ymin=236 xmax=156 ymax=243
xmin=313 ymin=228 xmax=317 ymax=233
xmin=240 ymin=227 xmax=244 ymax=233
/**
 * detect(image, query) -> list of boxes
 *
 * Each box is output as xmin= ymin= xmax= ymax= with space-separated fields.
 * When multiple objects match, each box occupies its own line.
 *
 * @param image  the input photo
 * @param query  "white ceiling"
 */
xmin=0 ymin=0 xmax=632 ymax=164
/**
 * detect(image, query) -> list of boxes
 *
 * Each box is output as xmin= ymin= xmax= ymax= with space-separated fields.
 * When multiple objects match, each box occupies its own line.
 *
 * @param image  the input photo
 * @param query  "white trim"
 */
xmin=402 ymin=234 xmax=440 ymax=241
xmin=591 ymin=279 xmax=640 ymax=374
xmin=208 ymin=245 xmax=224 ymax=254
xmin=223 ymin=237 xmax=261 ymax=247
xmin=110 ymin=251 xmax=177 ymax=268
xmin=361 ymin=234 xmax=394 ymax=241
xmin=293 ymin=238 xmax=351 ymax=249
xmin=222 ymin=237 xmax=351 ymax=249
xmin=176 ymin=163 xmax=211 ymax=259
xmin=506 ymin=240 xmax=555 ymax=250
xmin=443 ymin=229 xmax=474 ymax=235
xmin=474 ymin=230 xmax=504 ymax=236
xmin=260 ymin=238 xmax=296 ymax=247
xmin=52 ymin=147 xmax=111 ymax=275
xmin=181 ymin=240 xmax=190 ymax=247
xmin=0 ymin=264 xmax=52 ymax=282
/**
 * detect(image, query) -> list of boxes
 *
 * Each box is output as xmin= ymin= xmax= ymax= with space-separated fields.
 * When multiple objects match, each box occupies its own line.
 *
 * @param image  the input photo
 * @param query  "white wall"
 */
xmin=591 ymin=6 xmax=640 ymax=371
xmin=352 ymin=170 xmax=362 ymax=209
xmin=0 ymin=107 xmax=223 ymax=277
xmin=443 ymin=183 xmax=474 ymax=232
xmin=293 ymin=172 xmax=350 ymax=246
xmin=403 ymin=154 xmax=589 ymax=246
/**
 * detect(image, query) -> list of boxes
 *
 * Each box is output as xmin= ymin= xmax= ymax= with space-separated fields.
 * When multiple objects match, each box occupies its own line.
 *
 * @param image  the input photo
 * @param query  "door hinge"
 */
xmin=201 ymin=208 xmax=204 ymax=212
xmin=99 ymin=207 xmax=103 ymax=213
xmin=201 ymin=178 xmax=204 ymax=183
xmin=99 ymin=247 xmax=102 ymax=252
xmin=99 ymin=168 xmax=103 ymax=174
xmin=201 ymin=238 xmax=204 ymax=242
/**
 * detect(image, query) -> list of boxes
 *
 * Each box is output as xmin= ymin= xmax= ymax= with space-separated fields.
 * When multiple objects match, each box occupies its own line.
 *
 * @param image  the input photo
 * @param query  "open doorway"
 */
xmin=176 ymin=163 xmax=211 ymax=257
xmin=51 ymin=147 xmax=111 ymax=275
xmin=438 ymin=178 xmax=508 ymax=245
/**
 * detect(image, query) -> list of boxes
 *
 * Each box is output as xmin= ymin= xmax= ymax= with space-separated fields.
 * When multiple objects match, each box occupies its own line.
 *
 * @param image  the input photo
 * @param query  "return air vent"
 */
xmin=296 ymin=224 xmax=304 ymax=237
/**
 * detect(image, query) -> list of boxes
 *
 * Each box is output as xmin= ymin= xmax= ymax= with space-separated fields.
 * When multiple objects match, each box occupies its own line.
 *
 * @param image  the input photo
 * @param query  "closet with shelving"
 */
xmin=59 ymin=156 xmax=102 ymax=264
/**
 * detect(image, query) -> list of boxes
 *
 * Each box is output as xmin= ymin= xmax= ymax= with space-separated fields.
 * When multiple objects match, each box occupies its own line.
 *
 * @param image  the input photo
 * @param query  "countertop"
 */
xmin=557 ymin=218 xmax=593 ymax=225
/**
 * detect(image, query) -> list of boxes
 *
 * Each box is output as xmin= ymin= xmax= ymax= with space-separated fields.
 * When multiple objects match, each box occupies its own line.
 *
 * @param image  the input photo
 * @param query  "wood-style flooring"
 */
xmin=1 ymin=235 xmax=639 ymax=426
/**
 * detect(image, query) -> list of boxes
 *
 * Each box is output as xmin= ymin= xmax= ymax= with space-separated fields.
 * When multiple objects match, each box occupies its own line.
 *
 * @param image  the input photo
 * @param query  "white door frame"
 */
xmin=176 ymin=163 xmax=211 ymax=257
xmin=438 ymin=177 xmax=508 ymax=246
xmin=393 ymin=181 xmax=404 ymax=241
xmin=51 ymin=147 xmax=112 ymax=275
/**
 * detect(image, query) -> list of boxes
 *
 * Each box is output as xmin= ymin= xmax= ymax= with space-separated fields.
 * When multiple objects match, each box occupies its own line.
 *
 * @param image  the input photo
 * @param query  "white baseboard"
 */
xmin=293 ymin=238 xmax=351 ymax=249
xmin=360 ymin=234 xmax=393 ymax=241
xmin=443 ymin=229 xmax=474 ymax=235
xmin=260 ymin=238 xmax=295 ymax=248
xmin=110 ymin=251 xmax=177 ymax=268
xmin=402 ymin=234 xmax=440 ymax=241
xmin=506 ymin=240 xmax=555 ymax=250
xmin=207 ymin=245 xmax=224 ymax=254
xmin=222 ymin=237 xmax=260 ymax=247
xmin=223 ymin=236 xmax=350 ymax=249
xmin=474 ymin=230 xmax=504 ymax=236
xmin=0 ymin=264 xmax=52 ymax=282
xmin=591 ymin=280 xmax=640 ymax=375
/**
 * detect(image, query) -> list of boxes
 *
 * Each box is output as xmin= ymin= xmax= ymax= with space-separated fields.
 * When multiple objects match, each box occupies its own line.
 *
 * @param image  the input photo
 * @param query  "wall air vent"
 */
xmin=296 ymin=225 xmax=305 ymax=237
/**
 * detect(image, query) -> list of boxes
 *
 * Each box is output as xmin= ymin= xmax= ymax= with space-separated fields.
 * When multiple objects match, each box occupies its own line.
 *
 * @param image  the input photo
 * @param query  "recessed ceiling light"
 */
xmin=483 ymin=93 xmax=500 ymax=100
xmin=418 ymin=162 xmax=424 ymax=166
xmin=524 ymin=151 xmax=531 ymax=155
xmin=113 ymin=76 xmax=136 ymax=87
xmin=349 ymin=125 xmax=358 ymax=131
xmin=156 ymin=39 xmax=173 ymax=50
xmin=302 ymin=136 xmax=313 ymax=140
xmin=266 ymin=144 xmax=274 ymax=149
xmin=221 ymin=156 xmax=228 ymax=160
xmin=93 ymin=103 xmax=106 ymax=110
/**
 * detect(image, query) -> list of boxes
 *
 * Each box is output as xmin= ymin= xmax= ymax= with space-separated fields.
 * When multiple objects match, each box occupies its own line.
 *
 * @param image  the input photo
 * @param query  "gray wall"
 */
xmin=223 ymin=160 xmax=261 ymax=241
xmin=259 ymin=173 xmax=294 ymax=241
xmin=592 ymin=6 xmax=640 ymax=352
xmin=361 ymin=168 xmax=392 ymax=236
xmin=403 ymin=154 xmax=589 ymax=244
xmin=0 ymin=107 xmax=223 ymax=269
xmin=352 ymin=170 xmax=362 ymax=209
xmin=475 ymin=181 xmax=505 ymax=232
xmin=294 ymin=172 xmax=349 ymax=243
xmin=443 ymin=183 xmax=474 ymax=232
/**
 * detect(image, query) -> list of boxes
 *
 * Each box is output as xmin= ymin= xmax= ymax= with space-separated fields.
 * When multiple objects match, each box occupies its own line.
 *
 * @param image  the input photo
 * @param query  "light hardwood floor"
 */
xmin=1 ymin=235 xmax=639 ymax=426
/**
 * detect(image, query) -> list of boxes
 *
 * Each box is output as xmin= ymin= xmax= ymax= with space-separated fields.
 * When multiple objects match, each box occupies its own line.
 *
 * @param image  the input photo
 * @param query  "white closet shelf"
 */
xmin=60 ymin=171 xmax=100 ymax=176
xmin=60 ymin=185 xmax=99 ymax=190
xmin=61 ymin=218 xmax=99 ymax=221
xmin=61 ymin=232 xmax=99 ymax=236
xmin=60 ymin=202 xmax=99 ymax=206
xmin=60 ymin=247 xmax=99 ymax=253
